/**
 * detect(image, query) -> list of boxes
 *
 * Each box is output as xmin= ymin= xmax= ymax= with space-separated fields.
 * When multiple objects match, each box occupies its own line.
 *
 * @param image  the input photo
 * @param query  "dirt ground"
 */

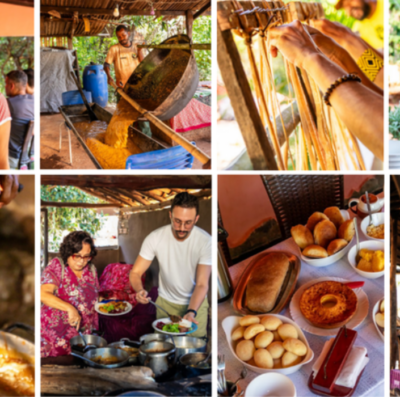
xmin=40 ymin=107 xmax=211 ymax=170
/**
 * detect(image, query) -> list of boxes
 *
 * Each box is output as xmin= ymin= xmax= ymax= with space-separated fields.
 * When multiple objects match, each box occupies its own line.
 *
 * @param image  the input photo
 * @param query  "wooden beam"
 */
xmin=41 ymin=201 xmax=122 ymax=208
xmin=193 ymin=1 xmax=211 ymax=19
xmin=186 ymin=10 xmax=193 ymax=39
xmin=137 ymin=43 xmax=210 ymax=50
xmin=78 ymin=187 xmax=124 ymax=207
xmin=41 ymin=6 xmax=185 ymax=16
xmin=99 ymin=187 xmax=139 ymax=207
xmin=120 ymin=189 xmax=212 ymax=214
xmin=217 ymin=24 xmax=278 ymax=170
xmin=0 ymin=0 xmax=33 ymax=7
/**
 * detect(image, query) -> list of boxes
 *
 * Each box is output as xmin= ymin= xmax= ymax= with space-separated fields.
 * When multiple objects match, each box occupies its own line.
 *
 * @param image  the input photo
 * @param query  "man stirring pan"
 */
xmin=104 ymin=25 xmax=144 ymax=90
xmin=130 ymin=192 xmax=211 ymax=338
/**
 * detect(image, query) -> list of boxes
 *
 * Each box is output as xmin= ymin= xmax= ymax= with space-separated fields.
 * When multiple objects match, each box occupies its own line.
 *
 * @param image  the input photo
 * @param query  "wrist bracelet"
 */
xmin=185 ymin=309 xmax=197 ymax=317
xmin=323 ymin=74 xmax=361 ymax=107
xmin=356 ymin=48 xmax=383 ymax=82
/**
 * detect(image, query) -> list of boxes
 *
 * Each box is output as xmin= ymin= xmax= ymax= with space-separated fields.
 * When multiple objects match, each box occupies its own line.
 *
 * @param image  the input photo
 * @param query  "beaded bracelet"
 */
xmin=323 ymin=74 xmax=362 ymax=107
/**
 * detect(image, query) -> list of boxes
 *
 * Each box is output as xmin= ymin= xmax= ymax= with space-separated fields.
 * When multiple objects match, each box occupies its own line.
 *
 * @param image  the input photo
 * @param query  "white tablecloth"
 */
xmin=218 ymin=212 xmax=384 ymax=397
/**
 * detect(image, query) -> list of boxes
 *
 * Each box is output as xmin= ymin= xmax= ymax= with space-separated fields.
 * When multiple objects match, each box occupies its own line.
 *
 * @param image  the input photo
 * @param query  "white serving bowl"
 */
xmin=347 ymin=241 xmax=384 ymax=279
xmin=372 ymin=297 xmax=384 ymax=342
xmin=245 ymin=373 xmax=296 ymax=397
xmin=360 ymin=212 xmax=384 ymax=241
xmin=300 ymin=210 xmax=351 ymax=267
xmin=222 ymin=315 xmax=314 ymax=375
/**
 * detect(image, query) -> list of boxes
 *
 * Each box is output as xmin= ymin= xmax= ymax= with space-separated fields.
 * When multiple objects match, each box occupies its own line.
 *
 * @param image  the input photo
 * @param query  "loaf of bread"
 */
xmin=324 ymin=207 xmax=344 ymax=229
xmin=327 ymin=239 xmax=348 ymax=256
xmin=246 ymin=253 xmax=290 ymax=313
xmin=291 ymin=225 xmax=314 ymax=249
xmin=306 ymin=212 xmax=329 ymax=231
xmin=338 ymin=219 xmax=355 ymax=242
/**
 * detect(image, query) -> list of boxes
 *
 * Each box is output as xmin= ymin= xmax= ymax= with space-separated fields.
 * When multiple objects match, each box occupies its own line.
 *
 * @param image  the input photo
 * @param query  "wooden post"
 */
xmin=217 ymin=24 xmax=278 ymax=170
xmin=67 ymin=37 xmax=73 ymax=50
xmin=186 ymin=10 xmax=193 ymax=39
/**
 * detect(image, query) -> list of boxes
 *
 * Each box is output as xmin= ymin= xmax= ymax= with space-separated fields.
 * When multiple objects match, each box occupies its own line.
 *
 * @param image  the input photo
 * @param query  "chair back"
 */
xmin=19 ymin=120 xmax=34 ymax=169
xmin=261 ymin=175 xmax=344 ymax=240
xmin=125 ymin=143 xmax=194 ymax=170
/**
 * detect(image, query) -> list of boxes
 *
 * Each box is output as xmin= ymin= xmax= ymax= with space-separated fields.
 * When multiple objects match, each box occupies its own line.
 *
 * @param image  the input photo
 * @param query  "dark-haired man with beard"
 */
xmin=335 ymin=0 xmax=383 ymax=50
xmin=130 ymin=192 xmax=211 ymax=337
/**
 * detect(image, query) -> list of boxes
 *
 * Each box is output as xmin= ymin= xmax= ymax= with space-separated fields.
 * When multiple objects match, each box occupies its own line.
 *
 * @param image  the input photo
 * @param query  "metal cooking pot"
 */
xmin=139 ymin=333 xmax=169 ymax=344
xmin=70 ymin=334 xmax=107 ymax=351
xmin=179 ymin=352 xmax=211 ymax=378
xmin=71 ymin=347 xmax=130 ymax=369
xmin=108 ymin=338 xmax=141 ymax=365
xmin=139 ymin=341 xmax=176 ymax=378
xmin=124 ymin=34 xmax=199 ymax=120
xmin=172 ymin=336 xmax=207 ymax=360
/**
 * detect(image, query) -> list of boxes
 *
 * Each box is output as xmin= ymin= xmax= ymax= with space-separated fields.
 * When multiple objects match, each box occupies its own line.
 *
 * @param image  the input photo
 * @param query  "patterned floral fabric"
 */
xmin=98 ymin=263 xmax=145 ymax=307
xmin=40 ymin=257 xmax=99 ymax=358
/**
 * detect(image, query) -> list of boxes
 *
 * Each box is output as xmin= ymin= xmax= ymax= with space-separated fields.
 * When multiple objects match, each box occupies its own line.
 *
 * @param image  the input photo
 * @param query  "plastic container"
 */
xmin=62 ymin=90 xmax=92 ymax=106
xmin=83 ymin=64 xmax=108 ymax=107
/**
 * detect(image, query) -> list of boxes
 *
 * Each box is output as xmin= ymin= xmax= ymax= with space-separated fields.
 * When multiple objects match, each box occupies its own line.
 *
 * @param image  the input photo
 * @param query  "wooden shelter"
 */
xmin=0 ymin=0 xmax=34 ymax=36
xmin=41 ymin=0 xmax=211 ymax=48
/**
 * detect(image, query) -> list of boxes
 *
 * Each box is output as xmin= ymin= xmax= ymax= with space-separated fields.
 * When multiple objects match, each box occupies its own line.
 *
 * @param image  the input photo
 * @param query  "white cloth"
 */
xmin=312 ymin=338 xmax=369 ymax=388
xmin=218 ymin=208 xmax=384 ymax=397
xmin=139 ymin=225 xmax=211 ymax=305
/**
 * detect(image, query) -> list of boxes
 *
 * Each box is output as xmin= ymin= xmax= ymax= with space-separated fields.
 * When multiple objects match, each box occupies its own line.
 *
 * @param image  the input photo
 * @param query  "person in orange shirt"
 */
xmin=104 ymin=25 xmax=144 ymax=90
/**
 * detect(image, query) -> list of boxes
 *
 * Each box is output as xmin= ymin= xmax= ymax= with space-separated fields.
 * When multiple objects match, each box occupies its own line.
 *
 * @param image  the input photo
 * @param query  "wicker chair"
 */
xmin=261 ymin=175 xmax=345 ymax=241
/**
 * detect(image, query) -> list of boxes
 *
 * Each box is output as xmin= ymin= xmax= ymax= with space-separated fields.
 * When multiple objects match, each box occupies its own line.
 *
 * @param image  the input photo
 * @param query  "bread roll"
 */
xmin=244 ymin=324 xmax=265 ymax=340
xmin=272 ymin=331 xmax=282 ymax=341
xmin=314 ymin=220 xmax=337 ymax=248
xmin=254 ymin=331 xmax=274 ymax=348
xmin=282 ymin=338 xmax=307 ymax=356
xmin=246 ymin=253 xmax=290 ymax=313
xmin=273 ymin=358 xmax=282 ymax=369
xmin=376 ymin=312 xmax=384 ymax=328
xmin=291 ymin=225 xmax=314 ymax=249
xmin=302 ymin=245 xmax=328 ymax=258
xmin=338 ymin=220 xmax=355 ymax=242
xmin=277 ymin=324 xmax=298 ymax=341
xmin=236 ymin=340 xmax=255 ymax=362
xmin=324 ymin=207 xmax=344 ymax=229
xmin=306 ymin=212 xmax=329 ymax=231
xmin=232 ymin=326 xmax=245 ymax=341
xmin=254 ymin=348 xmax=273 ymax=369
xmin=267 ymin=341 xmax=285 ymax=359
xmin=327 ymin=239 xmax=348 ymax=256
xmin=239 ymin=315 xmax=260 ymax=327
xmin=282 ymin=351 xmax=302 ymax=368
xmin=260 ymin=315 xmax=282 ymax=331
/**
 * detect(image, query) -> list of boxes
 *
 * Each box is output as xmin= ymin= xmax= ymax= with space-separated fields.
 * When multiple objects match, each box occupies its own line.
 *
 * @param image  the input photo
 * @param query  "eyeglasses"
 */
xmin=172 ymin=217 xmax=196 ymax=228
xmin=72 ymin=254 xmax=93 ymax=262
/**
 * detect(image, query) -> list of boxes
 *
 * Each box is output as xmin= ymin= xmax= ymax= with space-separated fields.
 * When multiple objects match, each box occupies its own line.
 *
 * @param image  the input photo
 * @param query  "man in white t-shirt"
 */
xmin=129 ymin=192 xmax=212 ymax=337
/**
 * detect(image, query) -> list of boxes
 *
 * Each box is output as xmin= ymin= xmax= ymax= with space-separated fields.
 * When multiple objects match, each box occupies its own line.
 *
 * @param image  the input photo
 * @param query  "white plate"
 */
xmin=95 ymin=301 xmax=132 ymax=316
xmin=300 ymin=210 xmax=351 ymax=267
xmin=152 ymin=318 xmax=197 ymax=336
xmin=360 ymin=213 xmax=384 ymax=242
xmin=347 ymin=241 xmax=384 ymax=279
xmin=372 ymin=297 xmax=384 ymax=342
xmin=222 ymin=314 xmax=314 ymax=375
xmin=289 ymin=277 xmax=368 ymax=336
xmin=245 ymin=373 xmax=296 ymax=397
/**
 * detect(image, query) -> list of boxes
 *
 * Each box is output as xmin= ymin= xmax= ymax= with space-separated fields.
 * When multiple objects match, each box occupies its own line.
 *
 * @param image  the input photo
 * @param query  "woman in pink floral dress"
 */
xmin=41 ymin=231 xmax=100 ymax=357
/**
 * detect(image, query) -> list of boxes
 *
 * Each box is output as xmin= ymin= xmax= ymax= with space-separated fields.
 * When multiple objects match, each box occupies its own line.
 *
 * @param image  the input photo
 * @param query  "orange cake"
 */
xmin=299 ymin=281 xmax=358 ymax=329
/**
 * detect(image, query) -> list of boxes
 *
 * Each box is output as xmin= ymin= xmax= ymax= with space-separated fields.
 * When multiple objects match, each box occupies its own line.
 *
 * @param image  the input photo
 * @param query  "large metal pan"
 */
xmin=108 ymin=338 xmax=141 ymax=365
xmin=70 ymin=334 xmax=107 ymax=351
xmin=124 ymin=34 xmax=199 ymax=120
xmin=71 ymin=347 xmax=130 ymax=369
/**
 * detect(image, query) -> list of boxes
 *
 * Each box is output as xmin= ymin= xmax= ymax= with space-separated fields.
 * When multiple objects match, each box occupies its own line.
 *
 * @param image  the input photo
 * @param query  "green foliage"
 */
xmin=390 ymin=105 xmax=400 ymax=138
xmin=0 ymin=37 xmax=34 ymax=95
xmin=41 ymin=186 xmax=107 ymax=252
xmin=73 ymin=15 xmax=211 ymax=103
xmin=390 ymin=0 xmax=400 ymax=63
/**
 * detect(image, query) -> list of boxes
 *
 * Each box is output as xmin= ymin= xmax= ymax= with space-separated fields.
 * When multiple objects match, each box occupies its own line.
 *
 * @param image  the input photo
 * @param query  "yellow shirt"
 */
xmin=105 ymin=42 xmax=140 ymax=87
xmin=352 ymin=0 xmax=383 ymax=50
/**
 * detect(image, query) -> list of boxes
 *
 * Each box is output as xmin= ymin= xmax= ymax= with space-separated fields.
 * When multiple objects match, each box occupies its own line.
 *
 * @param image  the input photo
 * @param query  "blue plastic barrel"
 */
xmin=62 ymin=90 xmax=92 ymax=106
xmin=83 ymin=64 xmax=108 ymax=107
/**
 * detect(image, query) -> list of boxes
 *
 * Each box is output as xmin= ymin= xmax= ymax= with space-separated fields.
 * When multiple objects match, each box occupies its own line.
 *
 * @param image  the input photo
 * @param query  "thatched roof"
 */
xmin=41 ymin=175 xmax=211 ymax=211
xmin=40 ymin=0 xmax=211 ymax=37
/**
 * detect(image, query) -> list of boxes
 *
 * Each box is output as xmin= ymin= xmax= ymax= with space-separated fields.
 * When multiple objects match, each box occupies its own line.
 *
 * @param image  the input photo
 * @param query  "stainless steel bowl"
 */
xmin=180 ymin=352 xmax=211 ymax=378
xmin=139 ymin=341 xmax=176 ymax=378
xmin=173 ymin=336 xmax=207 ymax=359
xmin=70 ymin=334 xmax=107 ymax=350
xmin=108 ymin=339 xmax=141 ymax=365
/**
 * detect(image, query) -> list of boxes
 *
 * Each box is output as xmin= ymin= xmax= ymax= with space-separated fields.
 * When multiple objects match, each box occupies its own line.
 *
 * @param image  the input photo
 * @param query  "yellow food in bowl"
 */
xmin=366 ymin=224 xmax=384 ymax=239
xmin=357 ymin=249 xmax=384 ymax=272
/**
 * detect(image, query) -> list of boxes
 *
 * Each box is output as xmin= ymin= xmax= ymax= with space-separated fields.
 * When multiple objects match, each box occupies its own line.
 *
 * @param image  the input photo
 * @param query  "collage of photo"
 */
xmin=0 ymin=0 xmax=394 ymax=396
